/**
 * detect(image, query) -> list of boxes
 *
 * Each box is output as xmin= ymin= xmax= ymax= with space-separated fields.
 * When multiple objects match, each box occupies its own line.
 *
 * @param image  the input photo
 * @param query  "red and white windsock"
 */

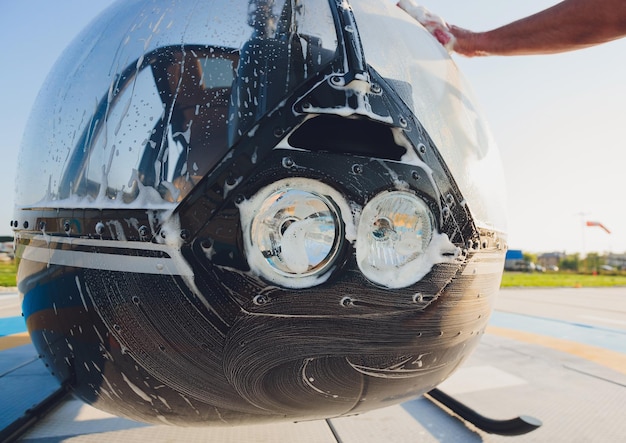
xmin=585 ymin=221 xmax=611 ymax=234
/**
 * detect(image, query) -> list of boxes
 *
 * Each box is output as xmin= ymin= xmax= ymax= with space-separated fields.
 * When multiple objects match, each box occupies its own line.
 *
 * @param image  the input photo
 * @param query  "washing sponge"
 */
xmin=396 ymin=0 xmax=456 ymax=52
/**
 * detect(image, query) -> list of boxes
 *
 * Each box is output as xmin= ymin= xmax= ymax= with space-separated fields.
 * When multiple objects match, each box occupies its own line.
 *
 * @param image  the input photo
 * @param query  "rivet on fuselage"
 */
xmin=340 ymin=296 xmax=354 ymax=307
xmin=282 ymin=157 xmax=294 ymax=168
xmin=139 ymin=225 xmax=149 ymax=238
xmin=253 ymin=294 xmax=269 ymax=305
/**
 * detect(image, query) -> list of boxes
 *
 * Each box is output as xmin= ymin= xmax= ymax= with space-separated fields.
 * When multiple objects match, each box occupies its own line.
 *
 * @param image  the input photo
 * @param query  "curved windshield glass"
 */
xmin=15 ymin=0 xmax=337 ymax=208
xmin=351 ymin=0 xmax=507 ymax=231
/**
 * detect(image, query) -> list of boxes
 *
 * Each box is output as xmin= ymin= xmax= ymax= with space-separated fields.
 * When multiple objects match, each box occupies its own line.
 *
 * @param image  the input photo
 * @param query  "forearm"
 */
xmin=453 ymin=0 xmax=626 ymax=56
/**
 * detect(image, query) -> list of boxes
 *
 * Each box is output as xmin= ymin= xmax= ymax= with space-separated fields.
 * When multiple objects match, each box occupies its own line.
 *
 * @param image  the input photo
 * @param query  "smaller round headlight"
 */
xmin=356 ymin=191 xmax=435 ymax=288
xmin=240 ymin=179 xmax=348 ymax=289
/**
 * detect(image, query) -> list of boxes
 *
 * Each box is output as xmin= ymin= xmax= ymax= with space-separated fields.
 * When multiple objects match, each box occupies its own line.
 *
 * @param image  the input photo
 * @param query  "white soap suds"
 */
xmin=121 ymin=372 xmax=152 ymax=402
xmin=279 ymin=218 xmax=318 ymax=274
xmin=300 ymin=75 xmax=394 ymax=124
xmin=237 ymin=178 xmax=357 ymax=289
xmin=154 ymin=211 xmax=183 ymax=248
xmin=358 ymin=231 xmax=460 ymax=289
xmin=237 ymin=175 xmax=460 ymax=290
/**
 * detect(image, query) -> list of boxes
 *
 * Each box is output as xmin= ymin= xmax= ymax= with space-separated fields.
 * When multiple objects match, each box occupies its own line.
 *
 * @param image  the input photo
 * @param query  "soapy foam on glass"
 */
xmin=238 ymin=177 xmax=460 ymax=289
xmin=299 ymin=75 xmax=394 ymax=125
xmin=355 ymin=190 xmax=460 ymax=289
xmin=358 ymin=230 xmax=459 ymax=289
xmin=280 ymin=217 xmax=324 ymax=274
xmin=238 ymin=178 xmax=357 ymax=289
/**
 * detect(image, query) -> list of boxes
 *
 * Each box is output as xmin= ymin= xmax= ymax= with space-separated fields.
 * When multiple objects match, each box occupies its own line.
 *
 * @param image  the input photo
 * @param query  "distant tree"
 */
xmin=559 ymin=253 xmax=580 ymax=272
xmin=582 ymin=252 xmax=604 ymax=272
xmin=523 ymin=252 xmax=537 ymax=264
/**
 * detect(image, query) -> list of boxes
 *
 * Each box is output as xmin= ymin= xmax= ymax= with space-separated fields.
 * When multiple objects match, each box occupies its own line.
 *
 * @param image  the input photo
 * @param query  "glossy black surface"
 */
xmin=14 ymin=0 xmax=506 ymax=426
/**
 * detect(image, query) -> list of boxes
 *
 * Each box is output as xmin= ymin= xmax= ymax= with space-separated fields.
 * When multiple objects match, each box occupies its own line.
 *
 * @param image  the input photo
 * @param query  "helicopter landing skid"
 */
xmin=425 ymin=388 xmax=542 ymax=436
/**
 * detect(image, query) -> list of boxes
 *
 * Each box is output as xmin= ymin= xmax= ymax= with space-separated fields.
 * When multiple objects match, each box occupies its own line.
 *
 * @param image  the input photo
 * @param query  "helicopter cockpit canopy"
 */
xmin=15 ymin=0 xmax=505 ymax=231
xmin=16 ymin=0 xmax=339 ymax=207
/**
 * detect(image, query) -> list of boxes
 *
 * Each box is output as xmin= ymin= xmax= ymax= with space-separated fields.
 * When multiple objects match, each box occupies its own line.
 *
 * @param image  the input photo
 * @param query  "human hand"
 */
xmin=446 ymin=25 xmax=486 ymax=57
xmin=396 ymin=0 xmax=456 ymax=52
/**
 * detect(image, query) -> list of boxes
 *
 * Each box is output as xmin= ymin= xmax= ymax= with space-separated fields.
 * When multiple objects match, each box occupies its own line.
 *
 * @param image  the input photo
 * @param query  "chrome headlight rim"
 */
xmin=238 ymin=177 xmax=355 ymax=289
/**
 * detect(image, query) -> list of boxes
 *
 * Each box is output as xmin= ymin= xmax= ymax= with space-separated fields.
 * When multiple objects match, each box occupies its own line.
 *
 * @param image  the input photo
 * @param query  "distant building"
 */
xmin=0 ymin=241 xmax=13 ymax=261
xmin=606 ymin=253 xmax=626 ymax=270
xmin=505 ymin=249 xmax=530 ymax=271
xmin=538 ymin=252 xmax=566 ymax=270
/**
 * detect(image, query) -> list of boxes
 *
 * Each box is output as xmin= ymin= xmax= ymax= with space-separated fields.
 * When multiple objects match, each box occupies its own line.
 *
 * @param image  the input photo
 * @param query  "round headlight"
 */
xmin=356 ymin=191 xmax=435 ymax=288
xmin=240 ymin=179 xmax=348 ymax=288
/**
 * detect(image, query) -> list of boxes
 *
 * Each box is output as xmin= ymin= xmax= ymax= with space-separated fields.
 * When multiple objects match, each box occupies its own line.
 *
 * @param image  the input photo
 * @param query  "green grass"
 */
xmin=1 ymin=260 xmax=625 ymax=289
xmin=0 ymin=261 xmax=17 ymax=287
xmin=500 ymin=271 xmax=626 ymax=288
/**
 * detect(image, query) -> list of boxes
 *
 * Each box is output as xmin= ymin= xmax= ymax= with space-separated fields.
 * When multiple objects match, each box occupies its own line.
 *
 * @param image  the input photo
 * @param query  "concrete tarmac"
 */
xmin=494 ymin=287 xmax=626 ymax=332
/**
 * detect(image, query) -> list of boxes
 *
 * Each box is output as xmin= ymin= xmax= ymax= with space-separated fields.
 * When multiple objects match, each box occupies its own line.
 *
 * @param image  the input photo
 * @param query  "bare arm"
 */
xmin=451 ymin=0 xmax=626 ymax=56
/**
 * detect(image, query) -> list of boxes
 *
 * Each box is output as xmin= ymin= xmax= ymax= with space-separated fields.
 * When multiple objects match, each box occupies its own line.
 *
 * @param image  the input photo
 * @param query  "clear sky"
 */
xmin=1 ymin=0 xmax=625 ymax=256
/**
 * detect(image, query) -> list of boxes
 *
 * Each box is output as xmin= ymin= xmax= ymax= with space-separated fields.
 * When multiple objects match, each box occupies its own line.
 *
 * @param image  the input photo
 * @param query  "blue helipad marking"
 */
xmin=0 ymin=316 xmax=27 ymax=337
xmin=490 ymin=311 xmax=626 ymax=354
